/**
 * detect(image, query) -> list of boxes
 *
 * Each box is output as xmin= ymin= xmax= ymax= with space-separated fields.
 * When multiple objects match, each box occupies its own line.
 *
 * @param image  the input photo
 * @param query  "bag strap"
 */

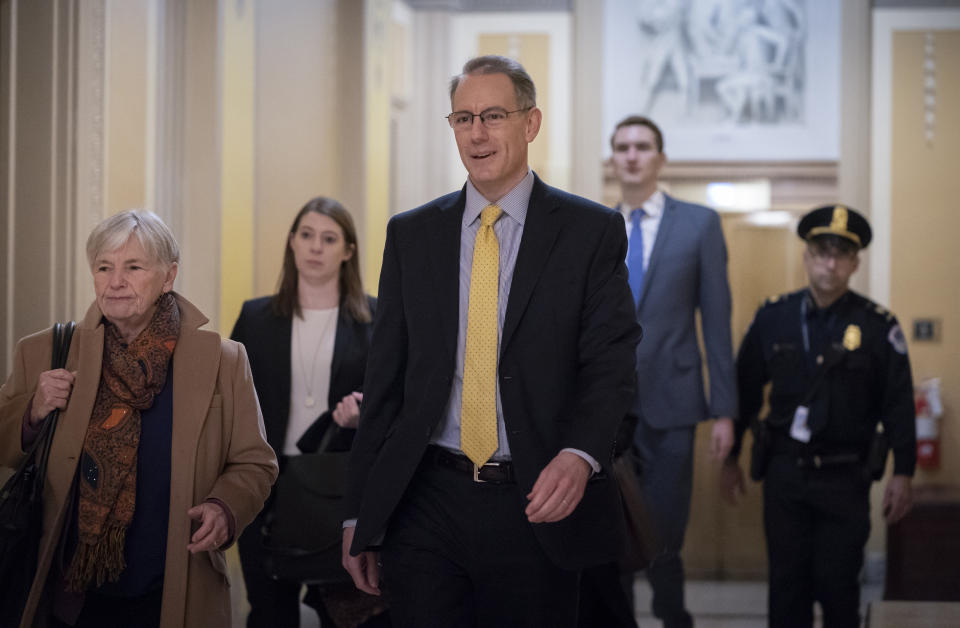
xmin=29 ymin=321 xmax=77 ymax=502
xmin=797 ymin=343 xmax=844 ymax=408
xmin=315 ymin=424 xmax=341 ymax=453
xmin=52 ymin=321 xmax=76 ymax=371
xmin=755 ymin=343 xmax=845 ymax=434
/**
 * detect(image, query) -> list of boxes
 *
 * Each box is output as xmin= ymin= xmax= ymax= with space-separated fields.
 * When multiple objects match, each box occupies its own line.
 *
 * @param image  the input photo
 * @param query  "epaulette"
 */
xmin=761 ymin=291 xmax=796 ymax=308
xmin=857 ymin=294 xmax=895 ymax=323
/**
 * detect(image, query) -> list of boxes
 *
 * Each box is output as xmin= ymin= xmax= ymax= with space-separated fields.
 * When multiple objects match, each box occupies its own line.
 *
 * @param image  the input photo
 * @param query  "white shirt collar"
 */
xmin=464 ymin=170 xmax=533 ymax=227
xmin=620 ymin=189 xmax=665 ymax=219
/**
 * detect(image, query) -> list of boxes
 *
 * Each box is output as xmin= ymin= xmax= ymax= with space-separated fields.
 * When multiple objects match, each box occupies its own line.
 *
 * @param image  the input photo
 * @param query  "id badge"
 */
xmin=790 ymin=405 xmax=812 ymax=443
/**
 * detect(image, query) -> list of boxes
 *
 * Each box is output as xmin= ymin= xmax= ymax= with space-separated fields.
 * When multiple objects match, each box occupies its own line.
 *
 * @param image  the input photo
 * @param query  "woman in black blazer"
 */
xmin=231 ymin=197 xmax=384 ymax=628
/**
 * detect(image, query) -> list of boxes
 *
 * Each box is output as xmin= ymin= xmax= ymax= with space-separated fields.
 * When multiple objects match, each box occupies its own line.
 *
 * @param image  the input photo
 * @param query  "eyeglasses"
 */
xmin=809 ymin=247 xmax=857 ymax=262
xmin=446 ymin=107 xmax=531 ymax=130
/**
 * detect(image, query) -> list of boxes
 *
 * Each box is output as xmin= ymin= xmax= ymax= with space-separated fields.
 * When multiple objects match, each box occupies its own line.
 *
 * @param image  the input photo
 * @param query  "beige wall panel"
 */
xmin=685 ymin=219 xmax=805 ymax=578
xmin=10 ymin=0 xmax=55 ymax=345
xmin=103 ymin=0 xmax=149 ymax=214
xmin=337 ymin=0 xmax=365 ymax=274
xmin=1 ymin=0 xmax=78 ymax=379
xmin=572 ymin=0 xmax=604 ymax=202
xmin=393 ymin=10 xmax=455 ymax=216
xmin=838 ymin=0 xmax=872 ymax=295
xmin=476 ymin=33 xmax=550 ymax=182
xmin=890 ymin=30 xmax=960 ymax=486
xmin=253 ymin=0 xmax=342 ymax=300
xmin=178 ymin=1 xmax=221 ymax=330
xmin=361 ymin=0 xmax=392 ymax=292
xmin=219 ymin=0 xmax=255 ymax=333
xmin=6 ymin=0 xmax=78 ymax=363
xmin=74 ymin=0 xmax=106 ymax=318
xmin=0 ymin=0 xmax=10 ymax=371
xmin=388 ymin=8 xmax=420 ymax=220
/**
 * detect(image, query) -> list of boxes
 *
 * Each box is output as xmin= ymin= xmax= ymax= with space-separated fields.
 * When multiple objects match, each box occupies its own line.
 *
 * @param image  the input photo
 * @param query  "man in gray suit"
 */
xmin=612 ymin=115 xmax=737 ymax=627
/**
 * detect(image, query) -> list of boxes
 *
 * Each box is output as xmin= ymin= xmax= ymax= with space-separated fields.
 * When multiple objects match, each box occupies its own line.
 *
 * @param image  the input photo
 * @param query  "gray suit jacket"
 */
xmin=630 ymin=194 xmax=736 ymax=429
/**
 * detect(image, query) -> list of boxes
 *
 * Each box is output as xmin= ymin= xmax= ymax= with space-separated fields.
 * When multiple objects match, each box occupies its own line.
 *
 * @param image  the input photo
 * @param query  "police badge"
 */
xmin=843 ymin=324 xmax=862 ymax=351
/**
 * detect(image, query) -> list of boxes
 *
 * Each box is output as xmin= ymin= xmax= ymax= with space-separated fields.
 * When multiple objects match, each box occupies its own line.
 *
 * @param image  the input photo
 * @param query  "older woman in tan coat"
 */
xmin=0 ymin=210 xmax=278 ymax=628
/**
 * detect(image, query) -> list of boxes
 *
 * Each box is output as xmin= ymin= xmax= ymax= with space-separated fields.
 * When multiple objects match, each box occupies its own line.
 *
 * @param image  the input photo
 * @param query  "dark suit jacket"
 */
xmin=230 ymin=294 xmax=376 ymax=454
xmin=629 ymin=194 xmax=736 ymax=429
xmin=345 ymin=175 xmax=641 ymax=570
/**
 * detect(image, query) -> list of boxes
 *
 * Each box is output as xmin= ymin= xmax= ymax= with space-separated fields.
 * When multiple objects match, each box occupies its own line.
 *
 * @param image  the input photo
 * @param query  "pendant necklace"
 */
xmin=295 ymin=307 xmax=336 ymax=408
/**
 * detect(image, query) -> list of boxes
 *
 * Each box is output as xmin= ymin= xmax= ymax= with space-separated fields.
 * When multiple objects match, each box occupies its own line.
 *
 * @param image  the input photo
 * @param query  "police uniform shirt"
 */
xmin=733 ymin=288 xmax=917 ymax=476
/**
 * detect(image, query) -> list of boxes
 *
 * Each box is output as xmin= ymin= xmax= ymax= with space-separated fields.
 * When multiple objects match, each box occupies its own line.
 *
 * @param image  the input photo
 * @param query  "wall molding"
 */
xmin=871 ymin=8 xmax=960 ymax=306
xmin=3 ymin=0 xmax=18 ymax=375
xmin=74 ymin=0 xmax=106 ymax=316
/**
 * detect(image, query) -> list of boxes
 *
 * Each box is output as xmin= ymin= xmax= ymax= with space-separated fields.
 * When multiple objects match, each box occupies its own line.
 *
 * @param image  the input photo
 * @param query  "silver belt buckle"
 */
xmin=473 ymin=460 xmax=501 ymax=483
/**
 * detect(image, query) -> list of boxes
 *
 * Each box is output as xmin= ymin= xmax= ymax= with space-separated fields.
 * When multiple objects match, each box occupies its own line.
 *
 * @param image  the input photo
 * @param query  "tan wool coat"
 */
xmin=0 ymin=293 xmax=278 ymax=628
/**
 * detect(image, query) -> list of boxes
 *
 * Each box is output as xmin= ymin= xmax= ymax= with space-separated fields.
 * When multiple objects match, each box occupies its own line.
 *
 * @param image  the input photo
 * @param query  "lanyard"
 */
xmin=801 ymin=295 xmax=810 ymax=354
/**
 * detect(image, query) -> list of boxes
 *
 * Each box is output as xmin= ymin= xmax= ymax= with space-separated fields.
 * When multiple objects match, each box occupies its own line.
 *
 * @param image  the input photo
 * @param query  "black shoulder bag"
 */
xmin=0 ymin=321 xmax=76 ymax=626
xmin=262 ymin=424 xmax=353 ymax=584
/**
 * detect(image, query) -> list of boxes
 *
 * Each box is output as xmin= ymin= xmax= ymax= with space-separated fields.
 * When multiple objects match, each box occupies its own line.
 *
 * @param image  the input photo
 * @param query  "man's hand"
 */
xmin=883 ymin=474 xmax=913 ymax=524
xmin=710 ymin=417 xmax=735 ymax=461
xmin=187 ymin=502 xmax=229 ymax=553
xmin=30 ymin=369 xmax=76 ymax=425
xmin=719 ymin=460 xmax=746 ymax=506
xmin=525 ymin=451 xmax=590 ymax=523
xmin=333 ymin=391 xmax=363 ymax=429
xmin=342 ymin=525 xmax=381 ymax=595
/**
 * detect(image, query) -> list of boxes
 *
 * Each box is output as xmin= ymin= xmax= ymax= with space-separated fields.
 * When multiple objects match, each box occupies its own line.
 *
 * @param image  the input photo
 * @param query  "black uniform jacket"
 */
xmin=734 ymin=289 xmax=916 ymax=475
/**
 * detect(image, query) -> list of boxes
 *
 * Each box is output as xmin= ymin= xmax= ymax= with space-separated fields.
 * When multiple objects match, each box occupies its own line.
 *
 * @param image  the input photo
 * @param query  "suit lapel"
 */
xmin=329 ymin=310 xmax=349 ymax=399
xmin=501 ymin=177 xmax=560 ymax=352
xmin=426 ymin=191 xmax=466 ymax=360
xmin=637 ymin=194 xmax=677 ymax=311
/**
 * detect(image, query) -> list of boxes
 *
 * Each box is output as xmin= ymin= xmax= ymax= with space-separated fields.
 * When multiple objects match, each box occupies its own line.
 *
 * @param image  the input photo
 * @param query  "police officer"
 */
xmin=720 ymin=205 xmax=916 ymax=628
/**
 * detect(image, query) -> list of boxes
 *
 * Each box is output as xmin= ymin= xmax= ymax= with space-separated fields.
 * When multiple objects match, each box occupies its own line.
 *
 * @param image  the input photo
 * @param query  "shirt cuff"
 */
xmin=343 ymin=518 xmax=357 ymax=528
xmin=561 ymin=448 xmax=601 ymax=474
xmin=205 ymin=497 xmax=237 ymax=547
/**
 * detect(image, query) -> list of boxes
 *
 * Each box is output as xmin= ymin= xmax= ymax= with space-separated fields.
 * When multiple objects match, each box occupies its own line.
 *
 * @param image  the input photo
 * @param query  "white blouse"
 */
xmin=285 ymin=306 xmax=338 ymax=456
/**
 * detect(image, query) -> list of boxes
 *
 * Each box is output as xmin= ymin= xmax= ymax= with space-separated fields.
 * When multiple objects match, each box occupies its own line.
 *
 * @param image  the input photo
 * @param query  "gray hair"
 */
xmin=86 ymin=209 xmax=181 ymax=269
xmin=449 ymin=55 xmax=537 ymax=110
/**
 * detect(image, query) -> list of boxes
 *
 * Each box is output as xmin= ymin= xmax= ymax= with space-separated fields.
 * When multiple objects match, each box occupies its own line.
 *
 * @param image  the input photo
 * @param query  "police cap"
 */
xmin=797 ymin=204 xmax=872 ymax=249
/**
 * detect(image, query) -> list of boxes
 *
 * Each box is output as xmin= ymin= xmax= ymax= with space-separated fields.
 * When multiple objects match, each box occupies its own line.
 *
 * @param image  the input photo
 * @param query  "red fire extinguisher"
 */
xmin=915 ymin=378 xmax=943 ymax=470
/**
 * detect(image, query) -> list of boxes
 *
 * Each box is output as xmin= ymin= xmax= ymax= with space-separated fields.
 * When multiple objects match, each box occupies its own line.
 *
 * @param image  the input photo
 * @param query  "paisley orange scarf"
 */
xmin=65 ymin=292 xmax=179 ymax=591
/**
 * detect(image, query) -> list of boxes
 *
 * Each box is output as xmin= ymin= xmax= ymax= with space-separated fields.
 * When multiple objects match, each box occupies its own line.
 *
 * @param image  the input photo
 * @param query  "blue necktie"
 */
xmin=627 ymin=208 xmax=646 ymax=303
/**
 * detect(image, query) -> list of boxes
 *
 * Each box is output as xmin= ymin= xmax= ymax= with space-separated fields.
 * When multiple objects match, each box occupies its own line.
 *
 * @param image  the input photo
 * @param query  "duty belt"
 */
xmin=795 ymin=452 xmax=862 ymax=469
xmin=770 ymin=431 xmax=864 ymax=468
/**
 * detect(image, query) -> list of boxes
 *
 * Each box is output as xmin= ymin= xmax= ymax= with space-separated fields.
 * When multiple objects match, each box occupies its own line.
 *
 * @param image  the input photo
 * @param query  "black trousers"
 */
xmin=238 ymin=515 xmax=304 ymax=628
xmin=763 ymin=453 xmax=871 ymax=628
xmin=578 ymin=562 xmax=638 ymax=627
xmin=51 ymin=587 xmax=162 ymax=628
xmin=379 ymin=456 xmax=580 ymax=628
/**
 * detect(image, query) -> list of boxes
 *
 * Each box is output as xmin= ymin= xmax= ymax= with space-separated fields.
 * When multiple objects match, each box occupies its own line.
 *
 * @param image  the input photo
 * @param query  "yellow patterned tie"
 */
xmin=461 ymin=204 xmax=503 ymax=467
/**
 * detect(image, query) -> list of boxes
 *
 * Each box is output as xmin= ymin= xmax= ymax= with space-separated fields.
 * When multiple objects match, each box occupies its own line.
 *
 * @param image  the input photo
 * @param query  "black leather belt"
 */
xmin=771 ymin=432 xmax=864 ymax=468
xmin=427 ymin=446 xmax=515 ymax=484
xmin=795 ymin=452 xmax=862 ymax=469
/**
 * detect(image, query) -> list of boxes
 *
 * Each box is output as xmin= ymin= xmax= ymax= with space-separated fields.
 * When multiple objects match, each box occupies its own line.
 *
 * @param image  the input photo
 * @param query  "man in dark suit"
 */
xmin=341 ymin=55 xmax=641 ymax=627
xmin=610 ymin=116 xmax=737 ymax=627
